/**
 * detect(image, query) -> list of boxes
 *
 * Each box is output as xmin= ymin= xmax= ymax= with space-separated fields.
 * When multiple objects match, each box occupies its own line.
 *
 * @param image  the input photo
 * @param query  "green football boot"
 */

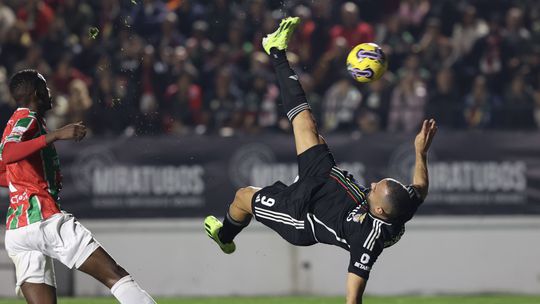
xmin=262 ymin=16 xmax=301 ymax=55
xmin=204 ymin=215 xmax=236 ymax=254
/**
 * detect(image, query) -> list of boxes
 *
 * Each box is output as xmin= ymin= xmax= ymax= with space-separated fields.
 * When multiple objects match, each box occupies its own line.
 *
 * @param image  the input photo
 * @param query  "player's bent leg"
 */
xmin=230 ymin=186 xmax=259 ymax=220
xmin=77 ymin=247 xmax=155 ymax=304
xmin=77 ymin=247 xmax=128 ymax=288
xmin=20 ymin=283 xmax=56 ymax=304
xmin=204 ymin=186 xmax=259 ymax=254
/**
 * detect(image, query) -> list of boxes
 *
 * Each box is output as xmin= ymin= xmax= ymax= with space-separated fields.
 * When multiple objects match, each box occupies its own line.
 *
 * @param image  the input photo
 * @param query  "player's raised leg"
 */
xmin=262 ymin=17 xmax=321 ymax=155
xmin=205 ymin=186 xmax=259 ymax=254
xmin=78 ymin=247 xmax=155 ymax=304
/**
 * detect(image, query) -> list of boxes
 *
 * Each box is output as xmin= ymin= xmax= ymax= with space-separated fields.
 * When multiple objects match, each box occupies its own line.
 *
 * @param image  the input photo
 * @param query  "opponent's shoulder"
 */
xmin=10 ymin=108 xmax=38 ymax=126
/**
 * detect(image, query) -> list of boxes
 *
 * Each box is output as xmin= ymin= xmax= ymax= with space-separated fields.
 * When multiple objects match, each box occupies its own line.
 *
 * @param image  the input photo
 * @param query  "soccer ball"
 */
xmin=346 ymin=43 xmax=388 ymax=83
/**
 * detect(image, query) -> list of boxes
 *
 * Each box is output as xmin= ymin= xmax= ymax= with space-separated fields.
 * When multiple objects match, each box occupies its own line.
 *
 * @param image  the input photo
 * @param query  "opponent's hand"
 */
xmin=414 ymin=119 xmax=437 ymax=156
xmin=49 ymin=122 xmax=87 ymax=142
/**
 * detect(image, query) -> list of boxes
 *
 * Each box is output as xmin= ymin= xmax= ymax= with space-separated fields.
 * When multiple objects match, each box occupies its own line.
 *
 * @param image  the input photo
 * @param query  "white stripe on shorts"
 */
xmin=254 ymin=206 xmax=304 ymax=229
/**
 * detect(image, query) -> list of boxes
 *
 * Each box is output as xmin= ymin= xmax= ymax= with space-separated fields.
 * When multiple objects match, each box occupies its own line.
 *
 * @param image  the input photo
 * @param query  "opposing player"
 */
xmin=0 ymin=70 xmax=156 ymax=304
xmin=204 ymin=17 xmax=437 ymax=303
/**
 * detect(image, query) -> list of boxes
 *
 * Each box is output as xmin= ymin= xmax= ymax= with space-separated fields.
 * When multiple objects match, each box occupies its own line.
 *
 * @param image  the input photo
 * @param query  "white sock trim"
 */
xmin=111 ymin=275 xmax=156 ymax=304
xmin=110 ymin=275 xmax=134 ymax=294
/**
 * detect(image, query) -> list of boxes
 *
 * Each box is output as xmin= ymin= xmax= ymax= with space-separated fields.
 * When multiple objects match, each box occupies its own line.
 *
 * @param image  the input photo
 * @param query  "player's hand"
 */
xmin=50 ymin=122 xmax=87 ymax=142
xmin=414 ymin=119 xmax=437 ymax=156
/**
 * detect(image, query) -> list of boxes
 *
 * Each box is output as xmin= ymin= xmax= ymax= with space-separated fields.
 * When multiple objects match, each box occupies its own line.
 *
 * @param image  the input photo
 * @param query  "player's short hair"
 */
xmin=385 ymin=179 xmax=419 ymax=224
xmin=8 ymin=69 xmax=45 ymax=104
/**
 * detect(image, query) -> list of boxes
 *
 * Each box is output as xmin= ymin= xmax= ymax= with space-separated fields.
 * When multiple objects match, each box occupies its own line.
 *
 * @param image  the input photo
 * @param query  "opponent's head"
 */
xmin=9 ymin=69 xmax=53 ymax=113
xmin=367 ymin=178 xmax=419 ymax=224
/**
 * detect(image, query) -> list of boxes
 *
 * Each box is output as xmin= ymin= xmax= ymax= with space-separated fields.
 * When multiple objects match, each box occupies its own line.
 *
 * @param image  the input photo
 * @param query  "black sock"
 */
xmin=269 ymin=48 xmax=310 ymax=121
xmin=218 ymin=212 xmax=251 ymax=243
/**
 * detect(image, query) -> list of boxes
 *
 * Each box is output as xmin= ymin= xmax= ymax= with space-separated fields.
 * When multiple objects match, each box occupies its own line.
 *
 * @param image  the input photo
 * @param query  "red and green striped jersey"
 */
xmin=0 ymin=108 xmax=61 ymax=229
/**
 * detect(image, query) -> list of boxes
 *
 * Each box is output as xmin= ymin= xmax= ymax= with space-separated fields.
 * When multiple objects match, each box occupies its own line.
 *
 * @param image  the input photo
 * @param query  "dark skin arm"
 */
xmin=2 ymin=121 xmax=87 ymax=164
xmin=45 ymin=121 xmax=87 ymax=144
xmin=412 ymin=119 xmax=437 ymax=201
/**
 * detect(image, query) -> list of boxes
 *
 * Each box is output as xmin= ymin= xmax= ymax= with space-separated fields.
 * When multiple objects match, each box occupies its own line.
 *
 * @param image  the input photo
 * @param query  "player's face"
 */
xmin=35 ymin=73 xmax=53 ymax=112
xmin=369 ymin=179 xmax=390 ymax=206
xmin=36 ymin=86 xmax=52 ymax=112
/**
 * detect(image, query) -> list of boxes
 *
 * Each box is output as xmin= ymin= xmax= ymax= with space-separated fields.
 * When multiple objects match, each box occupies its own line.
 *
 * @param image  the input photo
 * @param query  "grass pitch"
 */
xmin=1 ymin=296 xmax=540 ymax=304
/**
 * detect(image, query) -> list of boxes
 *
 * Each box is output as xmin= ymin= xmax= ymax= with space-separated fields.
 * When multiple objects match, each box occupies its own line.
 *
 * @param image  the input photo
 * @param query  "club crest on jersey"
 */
xmin=352 ymin=213 xmax=366 ymax=223
xmin=347 ymin=205 xmax=367 ymax=223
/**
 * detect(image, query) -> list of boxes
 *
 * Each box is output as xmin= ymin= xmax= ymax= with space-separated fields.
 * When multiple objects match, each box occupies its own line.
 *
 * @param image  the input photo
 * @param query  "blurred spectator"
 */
xmin=377 ymin=14 xmax=415 ymax=71
xmin=533 ymin=57 xmax=540 ymax=128
xmin=398 ymin=0 xmax=430 ymax=37
xmin=355 ymin=75 xmax=393 ymax=131
xmin=313 ymin=36 xmax=350 ymax=94
xmin=322 ymin=77 xmax=362 ymax=132
xmin=205 ymin=67 xmax=243 ymax=133
xmin=0 ymin=67 xmax=15 ymax=125
xmin=451 ymin=5 xmax=488 ymax=61
xmin=41 ymin=16 xmax=69 ymax=68
xmin=67 ymin=78 xmax=93 ymax=123
xmin=498 ymin=74 xmax=536 ymax=129
xmin=59 ymin=0 xmax=94 ymax=37
xmin=465 ymin=14 xmax=514 ymax=95
xmin=0 ymin=0 xmax=538 ymax=135
xmin=131 ymin=0 xmax=167 ymax=45
xmin=397 ymin=53 xmax=430 ymax=81
xmin=0 ymin=25 xmax=26 ymax=73
xmin=329 ymin=2 xmax=374 ymax=49
xmin=463 ymin=75 xmax=501 ymax=129
xmin=207 ymin=0 xmax=233 ymax=44
xmin=52 ymin=56 xmax=91 ymax=95
xmin=159 ymin=12 xmax=184 ymax=49
xmin=0 ymin=0 xmax=16 ymax=41
xmin=13 ymin=45 xmax=52 ymax=77
xmin=415 ymin=18 xmax=453 ymax=72
xmin=425 ymin=68 xmax=462 ymax=128
xmin=244 ymin=71 xmax=279 ymax=133
xmin=16 ymin=0 xmax=55 ymax=40
xmin=88 ymin=71 xmax=131 ymax=136
xmin=163 ymin=70 xmax=204 ymax=135
xmin=387 ymin=73 xmax=427 ymax=133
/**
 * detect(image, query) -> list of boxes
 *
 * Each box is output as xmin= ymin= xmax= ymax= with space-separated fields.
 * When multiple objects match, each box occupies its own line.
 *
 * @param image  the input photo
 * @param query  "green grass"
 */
xmin=0 ymin=296 xmax=539 ymax=304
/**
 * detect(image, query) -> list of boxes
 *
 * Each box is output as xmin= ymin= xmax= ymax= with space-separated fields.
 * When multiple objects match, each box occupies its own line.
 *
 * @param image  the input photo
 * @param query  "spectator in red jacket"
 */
xmin=16 ymin=0 xmax=55 ymax=40
xmin=329 ymin=2 xmax=374 ymax=49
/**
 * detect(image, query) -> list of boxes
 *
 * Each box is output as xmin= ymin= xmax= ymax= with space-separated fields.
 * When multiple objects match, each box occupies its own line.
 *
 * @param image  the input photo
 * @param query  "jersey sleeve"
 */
xmin=0 ymin=161 xmax=7 ymax=187
xmin=347 ymin=221 xmax=384 ymax=280
xmin=407 ymin=185 xmax=424 ymax=206
xmin=4 ymin=117 xmax=38 ymax=143
xmin=1 ymin=117 xmax=47 ymax=164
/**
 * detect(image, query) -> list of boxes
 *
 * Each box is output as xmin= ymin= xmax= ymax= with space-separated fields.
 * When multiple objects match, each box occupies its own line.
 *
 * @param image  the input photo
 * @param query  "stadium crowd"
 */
xmin=0 ymin=0 xmax=539 ymax=136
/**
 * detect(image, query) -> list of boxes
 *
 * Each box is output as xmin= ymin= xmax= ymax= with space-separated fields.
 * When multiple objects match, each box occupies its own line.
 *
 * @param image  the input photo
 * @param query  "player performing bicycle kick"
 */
xmin=204 ymin=17 xmax=437 ymax=303
xmin=1 ymin=70 xmax=156 ymax=304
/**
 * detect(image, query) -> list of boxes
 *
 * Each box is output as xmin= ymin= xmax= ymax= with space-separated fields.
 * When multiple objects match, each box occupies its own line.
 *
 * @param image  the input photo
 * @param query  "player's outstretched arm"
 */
xmin=412 ymin=119 xmax=437 ymax=201
xmin=346 ymin=272 xmax=366 ymax=304
xmin=45 ymin=121 xmax=87 ymax=143
xmin=2 ymin=121 xmax=86 ymax=164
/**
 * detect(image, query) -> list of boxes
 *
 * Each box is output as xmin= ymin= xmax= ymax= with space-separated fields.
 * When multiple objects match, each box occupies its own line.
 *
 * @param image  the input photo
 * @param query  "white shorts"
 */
xmin=4 ymin=212 xmax=100 ymax=296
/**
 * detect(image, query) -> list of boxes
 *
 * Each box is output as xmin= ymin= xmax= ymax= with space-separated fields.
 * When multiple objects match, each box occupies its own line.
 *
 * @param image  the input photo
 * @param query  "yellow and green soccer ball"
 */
xmin=346 ymin=43 xmax=388 ymax=83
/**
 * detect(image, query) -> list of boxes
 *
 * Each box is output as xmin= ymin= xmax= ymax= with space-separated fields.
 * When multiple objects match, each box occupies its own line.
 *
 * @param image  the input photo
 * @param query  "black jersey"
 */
xmin=307 ymin=166 xmax=423 ymax=279
xmin=252 ymin=144 xmax=423 ymax=279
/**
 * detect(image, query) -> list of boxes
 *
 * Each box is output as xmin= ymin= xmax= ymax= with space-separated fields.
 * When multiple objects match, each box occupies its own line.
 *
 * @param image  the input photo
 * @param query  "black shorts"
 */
xmin=251 ymin=144 xmax=336 ymax=246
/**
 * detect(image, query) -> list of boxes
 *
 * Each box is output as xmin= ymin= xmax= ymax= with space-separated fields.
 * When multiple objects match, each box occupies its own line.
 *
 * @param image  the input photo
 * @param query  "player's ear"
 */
xmin=374 ymin=206 xmax=385 ymax=216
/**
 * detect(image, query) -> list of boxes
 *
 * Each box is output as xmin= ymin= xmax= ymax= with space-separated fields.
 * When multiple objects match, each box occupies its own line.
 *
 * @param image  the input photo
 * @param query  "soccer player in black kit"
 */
xmin=205 ymin=17 xmax=437 ymax=303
